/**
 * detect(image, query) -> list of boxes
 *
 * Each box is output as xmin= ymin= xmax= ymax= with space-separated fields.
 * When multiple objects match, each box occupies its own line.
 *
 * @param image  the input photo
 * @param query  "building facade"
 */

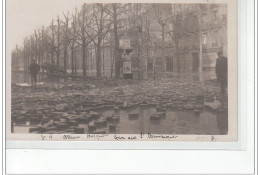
xmin=171 ymin=4 xmax=227 ymax=79
xmin=64 ymin=3 xmax=227 ymax=79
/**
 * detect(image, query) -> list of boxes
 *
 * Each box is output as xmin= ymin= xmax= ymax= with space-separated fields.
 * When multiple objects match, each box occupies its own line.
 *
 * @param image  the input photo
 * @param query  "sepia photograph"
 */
xmin=6 ymin=0 xmax=238 ymax=141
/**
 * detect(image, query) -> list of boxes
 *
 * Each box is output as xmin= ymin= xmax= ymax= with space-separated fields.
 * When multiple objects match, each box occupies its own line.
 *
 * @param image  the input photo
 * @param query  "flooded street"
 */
xmin=12 ymin=107 xmax=227 ymax=135
xmin=11 ymin=70 xmax=228 ymax=135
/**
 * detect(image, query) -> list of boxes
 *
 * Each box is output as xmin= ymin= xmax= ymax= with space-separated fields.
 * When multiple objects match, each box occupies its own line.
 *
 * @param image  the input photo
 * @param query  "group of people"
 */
xmin=29 ymin=52 xmax=227 ymax=94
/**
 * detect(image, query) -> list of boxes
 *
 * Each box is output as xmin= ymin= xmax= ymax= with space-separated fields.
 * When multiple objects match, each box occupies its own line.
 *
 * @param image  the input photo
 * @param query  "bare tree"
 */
xmin=23 ymin=38 xmax=30 ymax=72
xmin=55 ymin=16 xmax=62 ymax=69
xmin=22 ymin=38 xmax=31 ymax=82
xmin=34 ymin=28 xmax=45 ymax=70
xmin=131 ymin=4 xmax=153 ymax=79
xmin=11 ymin=45 xmax=21 ymax=71
xmin=144 ymin=14 xmax=152 ymax=73
xmin=34 ymin=30 xmax=40 ymax=64
xmin=68 ymin=12 xmax=79 ymax=76
xmin=61 ymin=11 xmax=71 ymax=73
xmin=29 ymin=34 xmax=36 ymax=63
xmin=153 ymin=4 xmax=171 ymax=72
xmin=76 ymin=4 xmax=93 ymax=77
xmin=40 ymin=27 xmax=45 ymax=67
xmin=41 ymin=26 xmax=52 ymax=64
xmin=132 ymin=4 xmax=144 ymax=79
xmin=87 ymin=3 xmax=111 ymax=77
xmin=48 ymin=19 xmax=56 ymax=63
xmin=168 ymin=8 xmax=181 ymax=73
xmin=105 ymin=4 xmax=128 ymax=78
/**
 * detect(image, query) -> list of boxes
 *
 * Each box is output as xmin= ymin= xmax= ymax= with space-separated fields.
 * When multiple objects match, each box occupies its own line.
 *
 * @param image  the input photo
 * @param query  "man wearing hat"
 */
xmin=215 ymin=50 xmax=227 ymax=94
xmin=29 ymin=59 xmax=40 ymax=88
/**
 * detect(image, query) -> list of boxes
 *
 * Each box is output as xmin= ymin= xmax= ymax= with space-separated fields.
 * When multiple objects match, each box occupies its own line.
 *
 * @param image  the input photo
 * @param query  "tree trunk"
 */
xmin=82 ymin=43 xmax=86 ymax=77
xmin=103 ymin=42 xmax=105 ymax=76
xmin=57 ymin=44 xmax=60 ymax=69
xmin=175 ymin=39 xmax=180 ymax=73
xmin=41 ymin=27 xmax=44 ymax=68
xmin=96 ymin=41 xmax=102 ymax=77
xmin=90 ymin=48 xmax=93 ymax=71
xmin=74 ymin=55 xmax=77 ymax=75
xmin=64 ymin=45 xmax=67 ymax=73
xmin=138 ymin=38 xmax=142 ymax=80
xmin=51 ymin=46 xmax=54 ymax=62
xmin=57 ymin=18 xmax=61 ymax=69
xmin=162 ymin=25 xmax=166 ymax=72
xmin=114 ymin=39 xmax=120 ymax=78
xmin=23 ymin=50 xmax=26 ymax=82
xmin=51 ymin=20 xmax=55 ymax=62
xmin=71 ymin=48 xmax=74 ymax=76
xmin=64 ymin=19 xmax=69 ymax=74
xmin=113 ymin=5 xmax=120 ymax=78
xmin=111 ymin=47 xmax=115 ymax=77
xmin=146 ymin=32 xmax=150 ymax=79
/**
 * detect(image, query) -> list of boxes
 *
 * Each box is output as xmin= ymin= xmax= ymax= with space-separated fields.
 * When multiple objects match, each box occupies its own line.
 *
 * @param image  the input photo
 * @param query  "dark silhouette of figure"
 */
xmin=29 ymin=59 xmax=40 ymax=88
xmin=215 ymin=51 xmax=228 ymax=94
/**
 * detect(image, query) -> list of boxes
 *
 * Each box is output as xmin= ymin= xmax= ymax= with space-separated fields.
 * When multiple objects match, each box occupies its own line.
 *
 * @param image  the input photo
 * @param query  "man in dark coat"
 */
xmin=215 ymin=51 xmax=228 ymax=94
xmin=29 ymin=59 xmax=40 ymax=87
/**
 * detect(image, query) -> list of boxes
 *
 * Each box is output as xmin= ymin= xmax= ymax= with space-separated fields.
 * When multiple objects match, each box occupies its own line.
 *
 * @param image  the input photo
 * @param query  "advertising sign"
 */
xmin=119 ymin=38 xmax=131 ymax=49
xmin=123 ymin=62 xmax=132 ymax=74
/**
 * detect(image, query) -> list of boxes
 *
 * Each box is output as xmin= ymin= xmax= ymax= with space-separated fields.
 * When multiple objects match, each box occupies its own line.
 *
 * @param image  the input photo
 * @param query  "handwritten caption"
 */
xmin=40 ymin=133 xmax=181 ymax=141
xmin=40 ymin=133 xmax=218 ymax=141
xmin=114 ymin=133 xmax=178 ymax=140
xmin=41 ymin=134 xmax=53 ymax=140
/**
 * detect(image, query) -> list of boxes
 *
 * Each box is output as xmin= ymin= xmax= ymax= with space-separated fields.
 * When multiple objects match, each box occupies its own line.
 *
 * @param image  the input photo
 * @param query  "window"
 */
xmin=212 ymin=32 xmax=218 ymax=47
xmin=148 ymin=62 xmax=153 ymax=70
xmin=166 ymin=57 xmax=173 ymax=72
xmin=201 ymin=14 xmax=207 ymax=23
xmin=213 ymin=11 xmax=217 ymax=20
xmin=192 ymin=35 xmax=198 ymax=49
xmin=202 ymin=33 xmax=207 ymax=45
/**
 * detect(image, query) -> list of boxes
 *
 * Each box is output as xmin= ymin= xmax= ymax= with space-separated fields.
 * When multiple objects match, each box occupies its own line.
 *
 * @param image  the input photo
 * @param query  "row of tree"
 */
xmin=12 ymin=3 xmax=202 ymax=78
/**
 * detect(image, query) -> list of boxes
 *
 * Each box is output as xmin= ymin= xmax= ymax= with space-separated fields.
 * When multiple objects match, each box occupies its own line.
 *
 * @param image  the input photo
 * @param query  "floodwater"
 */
xmin=12 ymin=71 xmax=46 ymax=84
xmin=13 ymin=107 xmax=228 ymax=135
xmin=11 ymin=70 xmax=226 ymax=135
xmin=12 ymin=70 xmax=216 ymax=84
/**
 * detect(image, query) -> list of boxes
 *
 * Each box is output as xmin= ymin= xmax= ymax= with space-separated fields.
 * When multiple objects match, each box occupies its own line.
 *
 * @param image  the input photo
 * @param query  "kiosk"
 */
xmin=119 ymin=37 xmax=133 ymax=79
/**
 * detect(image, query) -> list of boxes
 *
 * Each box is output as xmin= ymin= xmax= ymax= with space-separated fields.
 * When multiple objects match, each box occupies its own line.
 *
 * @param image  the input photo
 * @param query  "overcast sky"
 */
xmin=6 ymin=0 xmax=86 ymax=58
xmin=5 ymin=0 xmax=224 ymax=58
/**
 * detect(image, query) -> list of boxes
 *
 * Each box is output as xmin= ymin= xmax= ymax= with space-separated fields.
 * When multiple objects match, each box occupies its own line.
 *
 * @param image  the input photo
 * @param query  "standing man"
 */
xmin=29 ymin=59 xmax=40 ymax=88
xmin=215 ymin=50 xmax=228 ymax=94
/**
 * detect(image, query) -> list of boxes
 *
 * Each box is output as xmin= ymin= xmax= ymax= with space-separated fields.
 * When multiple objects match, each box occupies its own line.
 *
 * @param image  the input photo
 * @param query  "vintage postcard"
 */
xmin=6 ymin=0 xmax=238 ymax=142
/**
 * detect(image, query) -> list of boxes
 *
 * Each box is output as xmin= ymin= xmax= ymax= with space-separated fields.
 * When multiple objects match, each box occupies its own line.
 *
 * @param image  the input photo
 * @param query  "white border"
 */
xmin=4 ymin=0 xmax=256 ymax=174
xmin=6 ymin=0 xmax=240 ymax=149
xmin=2 ymin=0 xmax=5 ymax=173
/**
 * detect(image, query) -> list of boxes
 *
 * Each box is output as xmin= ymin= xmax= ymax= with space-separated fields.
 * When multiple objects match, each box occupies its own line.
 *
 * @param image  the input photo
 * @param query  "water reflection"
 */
xmin=12 ymin=107 xmax=227 ymax=135
xmin=12 ymin=71 xmax=46 ymax=84
xmin=12 ymin=70 xmax=216 ymax=85
xmin=216 ymin=111 xmax=228 ymax=134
